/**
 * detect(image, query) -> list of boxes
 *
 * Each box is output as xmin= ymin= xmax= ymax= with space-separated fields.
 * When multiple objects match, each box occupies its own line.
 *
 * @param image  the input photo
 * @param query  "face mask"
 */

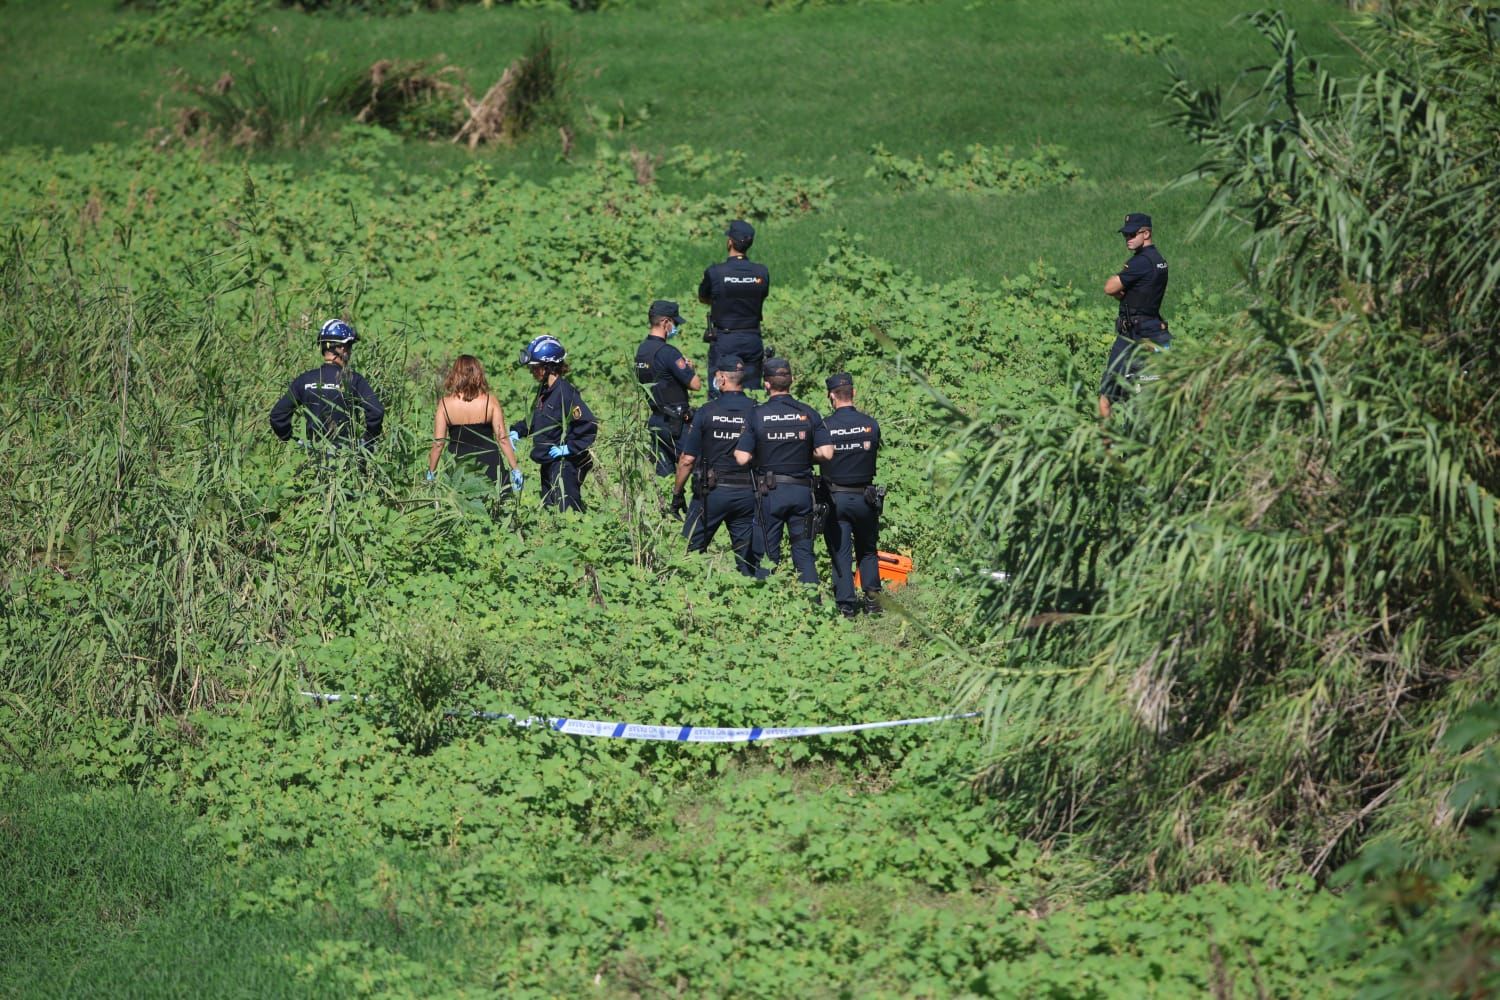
xmin=665 ymin=322 xmax=680 ymax=340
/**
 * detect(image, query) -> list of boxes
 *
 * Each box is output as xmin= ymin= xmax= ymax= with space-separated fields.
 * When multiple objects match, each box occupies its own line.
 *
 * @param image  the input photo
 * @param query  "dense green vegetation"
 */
xmin=2 ymin=0 xmax=1495 ymax=995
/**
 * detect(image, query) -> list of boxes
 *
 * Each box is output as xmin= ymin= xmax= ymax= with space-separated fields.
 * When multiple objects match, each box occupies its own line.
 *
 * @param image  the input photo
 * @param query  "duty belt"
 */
xmin=825 ymin=481 xmax=871 ymax=494
xmin=766 ymin=473 xmax=813 ymax=487
xmin=710 ymin=470 xmax=756 ymax=489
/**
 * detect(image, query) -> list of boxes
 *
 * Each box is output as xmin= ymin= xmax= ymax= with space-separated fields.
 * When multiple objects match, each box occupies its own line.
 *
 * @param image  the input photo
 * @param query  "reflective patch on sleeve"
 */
xmin=571 ymin=405 xmax=582 ymax=420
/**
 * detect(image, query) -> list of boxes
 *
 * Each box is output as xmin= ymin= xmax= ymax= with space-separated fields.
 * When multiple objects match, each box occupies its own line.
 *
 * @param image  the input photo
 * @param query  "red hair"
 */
xmin=443 ymin=355 xmax=490 ymax=401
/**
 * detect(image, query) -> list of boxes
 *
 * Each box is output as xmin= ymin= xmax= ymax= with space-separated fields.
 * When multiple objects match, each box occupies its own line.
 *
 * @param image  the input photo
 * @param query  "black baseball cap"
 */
xmin=725 ymin=220 xmax=755 ymax=246
xmin=825 ymin=372 xmax=854 ymax=391
xmin=763 ymin=357 xmax=791 ymax=377
xmin=648 ymin=299 xmax=683 ymax=324
xmin=1118 ymin=213 xmax=1152 ymax=235
xmin=717 ymin=354 xmax=745 ymax=373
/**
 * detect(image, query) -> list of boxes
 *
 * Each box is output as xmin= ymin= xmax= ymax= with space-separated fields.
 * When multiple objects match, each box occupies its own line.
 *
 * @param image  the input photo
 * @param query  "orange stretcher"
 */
xmin=857 ymin=551 xmax=913 ymax=591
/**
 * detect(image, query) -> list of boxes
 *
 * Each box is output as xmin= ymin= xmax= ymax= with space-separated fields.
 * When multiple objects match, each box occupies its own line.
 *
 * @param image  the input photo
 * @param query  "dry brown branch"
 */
xmin=453 ymin=65 xmax=517 ymax=150
xmin=628 ymin=146 xmax=658 ymax=187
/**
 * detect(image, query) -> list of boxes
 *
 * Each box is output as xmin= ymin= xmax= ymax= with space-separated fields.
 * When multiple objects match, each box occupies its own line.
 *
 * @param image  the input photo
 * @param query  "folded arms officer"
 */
xmin=733 ymin=357 xmax=832 ymax=585
xmin=699 ymin=219 xmax=769 ymax=393
xmin=673 ymin=355 xmax=761 ymax=576
xmin=269 ymin=318 xmax=384 ymax=464
xmin=1099 ymin=212 xmax=1170 ymax=419
xmin=634 ymin=299 xmax=701 ymax=477
xmin=820 ymin=373 xmax=884 ymax=617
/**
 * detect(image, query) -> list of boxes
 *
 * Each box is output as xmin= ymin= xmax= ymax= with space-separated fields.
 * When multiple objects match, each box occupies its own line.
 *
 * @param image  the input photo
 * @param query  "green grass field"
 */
xmin=0 ymin=0 xmax=1357 ymax=295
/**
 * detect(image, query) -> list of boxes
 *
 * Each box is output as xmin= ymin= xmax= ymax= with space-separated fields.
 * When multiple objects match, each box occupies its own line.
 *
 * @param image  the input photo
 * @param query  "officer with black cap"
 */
xmin=699 ymin=219 xmax=770 ymax=393
xmin=819 ymin=372 xmax=884 ymax=617
xmin=673 ymin=355 xmax=762 ymax=576
xmin=634 ymin=299 xmax=702 ymax=476
xmin=269 ymin=318 xmax=385 ymax=464
xmin=733 ymin=357 xmax=833 ymax=585
xmin=1099 ymin=212 xmax=1170 ymax=419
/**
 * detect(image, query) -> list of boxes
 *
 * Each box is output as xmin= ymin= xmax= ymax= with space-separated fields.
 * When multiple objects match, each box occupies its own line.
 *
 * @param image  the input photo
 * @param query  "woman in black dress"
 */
xmin=427 ymin=355 xmax=524 ymax=491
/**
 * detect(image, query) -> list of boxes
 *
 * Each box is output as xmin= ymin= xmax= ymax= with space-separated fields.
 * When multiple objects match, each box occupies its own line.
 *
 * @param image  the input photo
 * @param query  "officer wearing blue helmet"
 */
xmin=819 ymin=372 xmax=884 ymax=617
xmin=672 ymin=354 xmax=762 ymax=576
xmin=1099 ymin=212 xmax=1170 ymax=418
xmin=511 ymin=335 xmax=597 ymax=512
xmin=733 ymin=357 xmax=833 ymax=585
xmin=699 ymin=220 xmax=770 ymax=393
xmin=634 ymin=299 xmax=701 ymax=477
xmin=269 ymin=318 xmax=385 ymax=458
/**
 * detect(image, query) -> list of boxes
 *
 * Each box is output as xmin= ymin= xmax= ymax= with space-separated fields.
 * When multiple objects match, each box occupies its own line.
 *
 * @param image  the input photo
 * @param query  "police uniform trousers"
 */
xmin=646 ymin=413 xmax=684 ymax=477
xmin=1100 ymin=330 xmax=1171 ymax=403
xmin=824 ymin=492 xmax=880 ymax=610
xmin=757 ymin=485 xmax=818 ymax=585
xmin=540 ymin=457 xmax=585 ymax=512
xmin=684 ymin=486 xmax=761 ymax=576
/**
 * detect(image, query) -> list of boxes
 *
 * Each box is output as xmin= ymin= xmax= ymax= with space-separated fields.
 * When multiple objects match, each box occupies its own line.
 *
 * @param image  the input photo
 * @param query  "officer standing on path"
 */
xmin=819 ymin=373 xmax=884 ymax=617
xmin=733 ymin=358 xmax=833 ymax=585
xmin=511 ymin=335 xmax=597 ymax=512
xmin=1099 ymin=212 xmax=1171 ymax=419
xmin=634 ymin=299 xmax=701 ymax=477
xmin=269 ymin=318 xmax=384 ymax=461
xmin=672 ymin=355 xmax=762 ymax=576
xmin=699 ymin=219 xmax=770 ymax=394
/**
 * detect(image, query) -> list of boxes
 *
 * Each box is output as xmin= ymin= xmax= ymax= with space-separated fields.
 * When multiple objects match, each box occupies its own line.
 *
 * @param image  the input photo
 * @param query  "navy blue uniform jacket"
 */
xmin=511 ymin=376 xmax=598 ymax=463
xmin=269 ymin=363 xmax=384 ymax=446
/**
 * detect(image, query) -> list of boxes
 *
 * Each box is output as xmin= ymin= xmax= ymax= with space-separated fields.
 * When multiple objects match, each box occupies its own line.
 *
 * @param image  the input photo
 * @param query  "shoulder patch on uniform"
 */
xmin=571 ymin=405 xmax=582 ymax=420
xmin=675 ymin=357 xmax=688 ymax=369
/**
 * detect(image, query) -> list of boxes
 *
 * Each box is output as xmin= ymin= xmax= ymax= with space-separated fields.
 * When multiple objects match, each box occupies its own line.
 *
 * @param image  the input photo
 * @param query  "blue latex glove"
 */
xmin=547 ymin=444 xmax=570 ymax=459
xmin=425 ymin=470 xmax=436 ymax=482
xmin=509 ymin=468 xmax=524 ymax=492
xmin=509 ymin=430 xmax=522 ymax=448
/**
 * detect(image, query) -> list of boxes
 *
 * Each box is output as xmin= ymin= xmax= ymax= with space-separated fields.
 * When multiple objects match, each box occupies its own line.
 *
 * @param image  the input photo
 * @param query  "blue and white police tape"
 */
xmin=300 ymin=691 xmax=977 ymax=743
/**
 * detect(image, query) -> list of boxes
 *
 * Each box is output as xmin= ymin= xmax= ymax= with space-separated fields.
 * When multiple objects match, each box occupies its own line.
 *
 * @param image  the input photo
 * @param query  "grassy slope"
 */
xmin=0 ymin=0 xmax=1355 ymax=296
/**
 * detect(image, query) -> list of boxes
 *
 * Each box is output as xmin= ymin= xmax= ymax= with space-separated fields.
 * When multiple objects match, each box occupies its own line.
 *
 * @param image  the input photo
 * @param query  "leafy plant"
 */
xmin=1104 ymin=29 xmax=1175 ymax=55
xmin=867 ymin=142 xmax=1084 ymax=195
xmin=101 ymin=0 xmax=265 ymax=50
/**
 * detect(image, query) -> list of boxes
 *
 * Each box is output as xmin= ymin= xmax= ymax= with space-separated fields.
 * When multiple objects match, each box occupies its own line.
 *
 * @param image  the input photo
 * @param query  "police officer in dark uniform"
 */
xmin=1099 ymin=212 xmax=1170 ymax=418
xmin=699 ymin=219 xmax=770 ymax=393
xmin=634 ymin=299 xmax=702 ymax=476
xmin=511 ymin=335 xmax=597 ymax=512
xmin=672 ymin=355 xmax=761 ymax=576
xmin=819 ymin=372 xmax=884 ymax=617
xmin=733 ymin=358 xmax=833 ymax=585
xmin=269 ymin=318 xmax=385 ymax=463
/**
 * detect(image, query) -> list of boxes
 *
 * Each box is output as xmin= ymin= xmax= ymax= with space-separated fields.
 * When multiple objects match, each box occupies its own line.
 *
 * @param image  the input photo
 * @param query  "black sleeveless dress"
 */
xmin=444 ymin=400 xmax=501 ymax=481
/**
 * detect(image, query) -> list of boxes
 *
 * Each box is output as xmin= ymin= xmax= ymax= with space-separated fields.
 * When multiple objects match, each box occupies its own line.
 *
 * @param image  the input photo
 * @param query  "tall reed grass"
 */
xmin=944 ymin=4 xmax=1500 ymax=886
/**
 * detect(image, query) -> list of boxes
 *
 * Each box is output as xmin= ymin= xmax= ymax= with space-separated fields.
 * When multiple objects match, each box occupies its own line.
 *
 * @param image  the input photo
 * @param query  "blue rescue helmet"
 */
xmin=318 ymin=318 xmax=358 ymax=346
xmin=518 ymin=335 xmax=566 ymax=367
